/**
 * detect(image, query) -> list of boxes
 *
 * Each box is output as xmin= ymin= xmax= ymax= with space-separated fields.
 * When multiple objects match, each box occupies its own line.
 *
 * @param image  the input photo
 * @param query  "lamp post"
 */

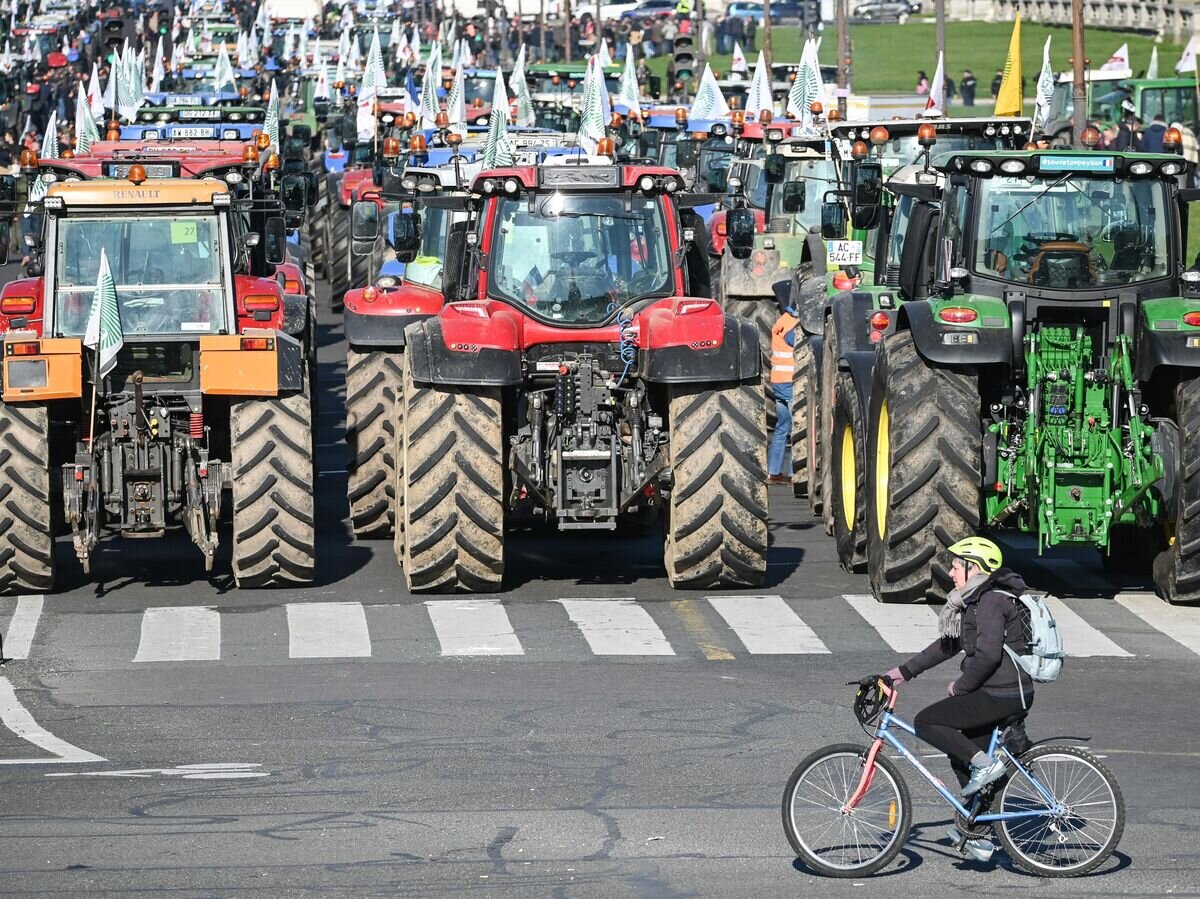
xmin=1071 ymin=0 xmax=1087 ymax=148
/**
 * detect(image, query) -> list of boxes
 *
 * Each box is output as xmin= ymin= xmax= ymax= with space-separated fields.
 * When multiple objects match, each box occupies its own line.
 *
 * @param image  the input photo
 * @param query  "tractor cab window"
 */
xmin=463 ymin=75 xmax=495 ymax=105
xmin=770 ymin=157 xmax=838 ymax=231
xmin=489 ymin=193 xmax=673 ymax=323
xmin=1140 ymin=87 xmax=1197 ymax=127
xmin=733 ymin=163 xmax=769 ymax=210
xmin=972 ymin=175 xmax=1170 ymax=289
xmin=404 ymin=203 xmax=454 ymax=291
xmin=53 ymin=215 xmax=227 ymax=337
xmin=698 ymin=143 xmax=734 ymax=192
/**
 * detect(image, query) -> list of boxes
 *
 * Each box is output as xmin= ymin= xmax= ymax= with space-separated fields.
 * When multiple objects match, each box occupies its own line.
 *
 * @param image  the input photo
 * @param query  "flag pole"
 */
xmin=87 ymin=348 xmax=99 ymax=452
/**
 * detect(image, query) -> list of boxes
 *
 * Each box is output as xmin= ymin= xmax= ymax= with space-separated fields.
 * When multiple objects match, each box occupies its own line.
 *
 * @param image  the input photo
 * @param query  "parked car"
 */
xmin=852 ymin=0 xmax=913 ymax=21
xmin=620 ymin=0 xmax=677 ymax=19
xmin=576 ymin=1 xmax=643 ymax=19
xmin=725 ymin=0 xmax=764 ymax=21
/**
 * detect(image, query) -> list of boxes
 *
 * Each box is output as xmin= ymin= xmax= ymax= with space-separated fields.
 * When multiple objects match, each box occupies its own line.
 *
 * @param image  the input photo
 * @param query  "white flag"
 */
xmin=87 ymin=61 xmax=105 ymax=122
xmin=731 ymin=41 xmax=748 ymax=75
xmin=1178 ymin=36 xmax=1197 ymax=74
xmin=1101 ymin=42 xmax=1130 ymax=72
xmin=83 ymin=249 xmax=124 ymax=383
xmin=1034 ymin=36 xmax=1054 ymax=131
xmin=1147 ymin=46 xmax=1159 ymax=81
xmin=614 ymin=43 xmax=641 ymax=120
xmin=511 ymin=44 xmax=535 ymax=127
xmin=744 ymin=51 xmax=771 ymax=120
xmin=690 ymin=63 xmax=729 ymax=120
xmin=924 ymin=50 xmax=945 ymax=116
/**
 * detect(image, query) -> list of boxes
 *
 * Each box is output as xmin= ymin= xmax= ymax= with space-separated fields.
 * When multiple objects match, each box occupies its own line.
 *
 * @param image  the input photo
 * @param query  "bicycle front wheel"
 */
xmin=993 ymin=744 xmax=1125 ymax=877
xmin=782 ymin=743 xmax=912 ymax=877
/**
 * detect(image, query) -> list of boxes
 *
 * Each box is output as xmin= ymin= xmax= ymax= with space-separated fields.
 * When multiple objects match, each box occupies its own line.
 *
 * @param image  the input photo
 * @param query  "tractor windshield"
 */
xmin=489 ymin=193 xmax=673 ymax=323
xmin=698 ymin=143 xmax=733 ymax=192
xmin=53 ymin=215 xmax=228 ymax=337
xmin=972 ymin=174 xmax=1171 ymax=288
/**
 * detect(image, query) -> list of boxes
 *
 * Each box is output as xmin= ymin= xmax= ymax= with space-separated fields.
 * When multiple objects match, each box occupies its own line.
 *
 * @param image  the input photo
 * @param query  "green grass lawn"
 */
xmin=645 ymin=20 xmax=1188 ymax=99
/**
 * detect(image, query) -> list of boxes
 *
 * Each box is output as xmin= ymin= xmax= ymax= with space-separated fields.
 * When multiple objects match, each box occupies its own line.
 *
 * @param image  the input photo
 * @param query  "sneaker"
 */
xmin=945 ymin=826 xmax=996 ymax=863
xmin=959 ymin=757 xmax=1007 ymax=797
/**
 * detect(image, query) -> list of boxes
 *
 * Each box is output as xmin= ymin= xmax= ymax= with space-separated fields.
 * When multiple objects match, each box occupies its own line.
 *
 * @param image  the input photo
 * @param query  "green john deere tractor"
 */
xmin=842 ymin=147 xmax=1200 ymax=603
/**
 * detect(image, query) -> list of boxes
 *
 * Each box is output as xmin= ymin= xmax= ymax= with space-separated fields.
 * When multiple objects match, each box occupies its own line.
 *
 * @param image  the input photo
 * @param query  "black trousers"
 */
xmin=914 ymin=691 xmax=1029 ymax=786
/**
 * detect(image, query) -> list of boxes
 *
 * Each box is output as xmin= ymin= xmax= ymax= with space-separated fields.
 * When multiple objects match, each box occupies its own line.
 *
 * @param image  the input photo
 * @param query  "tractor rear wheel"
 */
xmin=666 ymin=380 xmax=769 ymax=588
xmin=231 ymin=386 xmax=316 ymax=587
xmin=830 ymin=371 xmax=867 ymax=572
xmin=792 ymin=335 xmax=821 ymax=515
xmin=817 ymin=315 xmax=844 ymax=536
xmin=345 ymin=350 xmax=402 ymax=538
xmin=1155 ymin=379 xmax=1200 ymax=603
xmin=399 ymin=355 xmax=504 ymax=593
xmin=0 ymin=402 xmax=55 ymax=594
xmin=866 ymin=331 xmax=981 ymax=603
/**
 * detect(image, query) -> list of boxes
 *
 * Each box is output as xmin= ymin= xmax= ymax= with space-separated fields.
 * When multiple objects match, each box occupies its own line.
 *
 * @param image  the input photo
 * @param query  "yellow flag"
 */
xmin=994 ymin=14 xmax=1024 ymax=117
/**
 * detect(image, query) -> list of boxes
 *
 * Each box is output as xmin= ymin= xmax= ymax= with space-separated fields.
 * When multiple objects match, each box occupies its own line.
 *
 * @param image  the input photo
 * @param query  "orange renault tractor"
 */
xmin=0 ymin=169 xmax=315 ymax=593
xmin=387 ymin=149 xmax=769 ymax=592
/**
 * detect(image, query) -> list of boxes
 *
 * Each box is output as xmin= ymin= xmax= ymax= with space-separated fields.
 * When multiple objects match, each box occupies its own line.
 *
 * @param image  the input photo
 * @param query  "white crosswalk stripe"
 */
xmin=1116 ymin=592 xmax=1200 ymax=657
xmin=134 ymin=607 xmax=221 ymax=662
xmin=19 ymin=590 xmax=1200 ymax=666
xmin=426 ymin=599 xmax=524 ymax=656
xmin=287 ymin=602 xmax=372 ymax=658
xmin=844 ymin=594 xmax=939 ymax=653
xmin=707 ymin=595 xmax=829 ymax=654
xmin=557 ymin=598 xmax=674 ymax=655
xmin=1043 ymin=596 xmax=1131 ymax=657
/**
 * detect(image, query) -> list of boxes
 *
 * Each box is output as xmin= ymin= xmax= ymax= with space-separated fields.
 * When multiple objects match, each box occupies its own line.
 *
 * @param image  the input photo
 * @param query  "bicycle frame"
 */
xmin=842 ymin=683 xmax=1065 ymax=823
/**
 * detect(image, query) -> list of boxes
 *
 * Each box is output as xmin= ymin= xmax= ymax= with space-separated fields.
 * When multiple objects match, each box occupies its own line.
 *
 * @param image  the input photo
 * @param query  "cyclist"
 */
xmin=884 ymin=537 xmax=1035 ymax=799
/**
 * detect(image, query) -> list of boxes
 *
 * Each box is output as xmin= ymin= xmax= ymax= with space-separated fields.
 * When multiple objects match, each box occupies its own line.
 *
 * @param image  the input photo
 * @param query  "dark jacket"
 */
xmin=898 ymin=568 xmax=1035 ymax=701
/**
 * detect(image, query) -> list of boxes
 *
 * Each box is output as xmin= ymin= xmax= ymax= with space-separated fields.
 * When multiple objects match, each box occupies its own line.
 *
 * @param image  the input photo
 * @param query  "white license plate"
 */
xmin=172 ymin=127 xmax=216 ymax=138
xmin=826 ymin=240 xmax=864 ymax=266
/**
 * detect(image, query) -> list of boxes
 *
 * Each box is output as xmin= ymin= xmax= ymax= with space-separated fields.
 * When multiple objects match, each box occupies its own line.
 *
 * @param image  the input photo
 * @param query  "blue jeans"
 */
xmin=769 ymin=381 xmax=793 ymax=477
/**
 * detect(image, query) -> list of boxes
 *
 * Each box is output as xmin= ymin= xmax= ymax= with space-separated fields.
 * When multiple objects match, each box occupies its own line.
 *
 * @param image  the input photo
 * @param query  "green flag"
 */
xmin=83 ymin=248 xmax=124 ymax=382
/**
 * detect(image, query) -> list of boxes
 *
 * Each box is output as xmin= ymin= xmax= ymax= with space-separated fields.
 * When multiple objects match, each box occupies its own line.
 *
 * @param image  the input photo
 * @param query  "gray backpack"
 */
xmin=997 ymin=590 xmax=1066 ymax=706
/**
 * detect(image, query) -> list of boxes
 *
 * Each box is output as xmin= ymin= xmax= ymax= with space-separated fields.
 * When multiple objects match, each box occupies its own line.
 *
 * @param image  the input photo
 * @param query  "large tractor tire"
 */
xmin=665 ymin=380 xmax=769 ymax=588
xmin=791 ymin=335 xmax=822 ymax=515
xmin=0 ymin=402 xmax=55 ymax=594
xmin=231 ymin=387 xmax=316 ymax=587
xmin=399 ymin=355 xmax=504 ymax=593
xmin=817 ymin=314 xmax=844 ymax=536
xmin=328 ymin=211 xmax=350 ymax=311
xmin=866 ymin=331 xmax=981 ymax=603
xmin=309 ymin=194 xmax=329 ymax=279
xmin=829 ymin=371 xmax=867 ymax=572
xmin=345 ymin=350 xmax=402 ymax=538
xmin=723 ymin=296 xmax=778 ymax=430
xmin=349 ymin=246 xmax=371 ymax=291
xmin=1154 ymin=379 xmax=1200 ymax=603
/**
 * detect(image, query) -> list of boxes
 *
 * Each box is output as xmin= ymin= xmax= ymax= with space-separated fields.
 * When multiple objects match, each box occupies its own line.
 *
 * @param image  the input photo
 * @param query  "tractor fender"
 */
xmin=806 ymin=231 xmax=828 ymax=278
xmin=828 ymin=290 xmax=878 ymax=356
xmin=280 ymin=292 xmax=308 ymax=337
xmin=639 ymin=315 xmax=761 ymax=384
xmin=840 ymin=349 xmax=877 ymax=423
xmin=1135 ymin=300 xmax=1200 ymax=380
xmin=898 ymin=301 xmax=1012 ymax=366
xmin=343 ymin=282 xmax=445 ymax=348
xmin=405 ymin=317 xmax=523 ymax=387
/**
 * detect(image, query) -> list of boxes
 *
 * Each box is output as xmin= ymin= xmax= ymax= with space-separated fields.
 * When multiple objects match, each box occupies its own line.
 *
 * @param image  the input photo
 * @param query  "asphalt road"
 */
xmin=2 ymin=281 xmax=1199 ymax=897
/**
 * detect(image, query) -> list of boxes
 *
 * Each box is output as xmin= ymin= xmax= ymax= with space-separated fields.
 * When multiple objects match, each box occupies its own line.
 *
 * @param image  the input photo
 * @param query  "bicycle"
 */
xmin=781 ymin=676 xmax=1124 ymax=878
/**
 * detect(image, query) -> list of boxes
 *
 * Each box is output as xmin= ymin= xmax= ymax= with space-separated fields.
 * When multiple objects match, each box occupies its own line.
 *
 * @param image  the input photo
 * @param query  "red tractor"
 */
xmin=383 ymin=158 xmax=769 ymax=592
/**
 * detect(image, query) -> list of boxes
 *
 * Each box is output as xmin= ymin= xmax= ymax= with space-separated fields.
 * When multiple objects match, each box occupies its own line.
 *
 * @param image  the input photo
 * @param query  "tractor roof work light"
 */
xmin=382 ymin=137 xmax=401 ymax=162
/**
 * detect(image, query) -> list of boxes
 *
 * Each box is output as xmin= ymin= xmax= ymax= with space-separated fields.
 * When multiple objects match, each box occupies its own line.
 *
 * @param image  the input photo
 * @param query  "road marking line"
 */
xmin=1115 ymin=592 xmax=1200 ymax=657
xmin=557 ymin=598 xmax=675 ymax=655
xmin=0 ymin=677 xmax=105 ymax=764
xmin=2 ymin=595 xmax=44 ymax=660
xmin=287 ymin=602 xmax=372 ymax=658
xmin=844 ymin=594 xmax=939 ymax=653
xmin=707 ymin=595 xmax=830 ymax=654
xmin=670 ymin=599 xmax=735 ymax=660
xmin=133 ymin=607 xmax=221 ymax=662
xmin=425 ymin=599 xmax=524 ymax=656
xmin=1043 ymin=596 xmax=1131 ymax=657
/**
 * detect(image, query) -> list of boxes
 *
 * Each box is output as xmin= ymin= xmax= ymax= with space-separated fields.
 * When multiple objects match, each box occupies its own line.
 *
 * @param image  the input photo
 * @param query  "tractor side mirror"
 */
xmin=781 ymin=181 xmax=806 ymax=214
xmin=726 ymin=207 xmax=756 ymax=260
xmin=313 ymin=97 xmax=329 ymax=122
xmin=281 ymin=173 xmax=308 ymax=213
xmin=821 ymin=200 xmax=847 ymax=239
xmin=675 ymin=137 xmax=699 ymax=168
xmin=290 ymin=123 xmax=312 ymax=145
xmin=263 ymin=216 xmax=286 ymax=265
xmin=351 ymin=200 xmax=381 ymax=256
xmin=851 ymin=161 xmax=884 ymax=230
xmin=764 ymin=153 xmax=786 ymax=184
xmin=705 ymin=166 xmax=728 ymax=193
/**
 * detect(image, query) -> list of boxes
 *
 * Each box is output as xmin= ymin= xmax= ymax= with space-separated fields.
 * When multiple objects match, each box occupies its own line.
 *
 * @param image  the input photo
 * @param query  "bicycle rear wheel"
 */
xmin=782 ymin=743 xmax=912 ymax=877
xmin=993 ymin=744 xmax=1125 ymax=877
